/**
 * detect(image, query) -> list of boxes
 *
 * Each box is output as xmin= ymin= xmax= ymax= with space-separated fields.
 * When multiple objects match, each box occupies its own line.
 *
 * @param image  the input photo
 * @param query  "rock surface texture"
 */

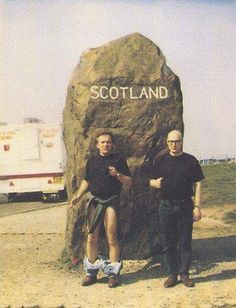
xmin=63 ymin=33 xmax=183 ymax=261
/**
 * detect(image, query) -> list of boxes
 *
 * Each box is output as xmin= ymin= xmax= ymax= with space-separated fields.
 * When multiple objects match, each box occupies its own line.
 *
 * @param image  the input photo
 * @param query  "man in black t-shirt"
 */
xmin=70 ymin=132 xmax=132 ymax=288
xmin=150 ymin=130 xmax=204 ymax=288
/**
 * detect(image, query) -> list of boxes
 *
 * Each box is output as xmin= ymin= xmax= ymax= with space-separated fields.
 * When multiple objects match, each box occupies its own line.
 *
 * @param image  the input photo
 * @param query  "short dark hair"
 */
xmin=96 ymin=131 xmax=115 ymax=143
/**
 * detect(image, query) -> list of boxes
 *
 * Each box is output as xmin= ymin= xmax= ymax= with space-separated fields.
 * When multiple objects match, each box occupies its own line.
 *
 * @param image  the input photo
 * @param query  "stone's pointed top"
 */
xmin=126 ymin=32 xmax=144 ymax=37
xmin=120 ymin=32 xmax=144 ymax=38
xmin=106 ymin=32 xmax=156 ymax=45
xmin=88 ymin=33 xmax=154 ymax=51
xmin=70 ymin=33 xmax=166 ymax=85
xmin=94 ymin=32 xmax=158 ymax=53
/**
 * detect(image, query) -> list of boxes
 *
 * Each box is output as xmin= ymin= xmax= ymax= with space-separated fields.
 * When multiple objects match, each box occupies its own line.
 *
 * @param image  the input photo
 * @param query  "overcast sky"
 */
xmin=0 ymin=0 xmax=235 ymax=159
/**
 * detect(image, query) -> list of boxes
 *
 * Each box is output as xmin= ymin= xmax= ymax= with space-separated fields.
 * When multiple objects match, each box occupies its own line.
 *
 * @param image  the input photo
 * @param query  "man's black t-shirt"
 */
xmin=151 ymin=152 xmax=204 ymax=200
xmin=85 ymin=153 xmax=131 ymax=199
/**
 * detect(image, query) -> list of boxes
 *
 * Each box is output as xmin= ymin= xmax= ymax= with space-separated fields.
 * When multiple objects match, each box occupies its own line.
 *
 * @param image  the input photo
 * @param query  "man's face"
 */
xmin=96 ymin=134 xmax=113 ymax=156
xmin=167 ymin=131 xmax=183 ymax=156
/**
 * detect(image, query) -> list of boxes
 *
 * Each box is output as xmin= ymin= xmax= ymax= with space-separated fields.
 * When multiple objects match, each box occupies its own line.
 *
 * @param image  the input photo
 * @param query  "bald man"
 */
xmin=150 ymin=130 xmax=204 ymax=288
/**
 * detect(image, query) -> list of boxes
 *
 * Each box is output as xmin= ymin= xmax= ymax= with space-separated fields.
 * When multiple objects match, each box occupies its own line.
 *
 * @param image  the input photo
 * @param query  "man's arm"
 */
xmin=193 ymin=181 xmax=202 ymax=222
xmin=116 ymin=172 xmax=133 ymax=189
xmin=108 ymin=166 xmax=132 ymax=189
xmin=69 ymin=179 xmax=89 ymax=207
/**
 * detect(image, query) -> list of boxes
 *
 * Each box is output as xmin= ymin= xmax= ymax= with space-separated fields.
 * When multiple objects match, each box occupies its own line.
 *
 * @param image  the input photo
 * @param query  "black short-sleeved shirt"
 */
xmin=150 ymin=152 xmax=204 ymax=200
xmin=85 ymin=153 xmax=131 ymax=199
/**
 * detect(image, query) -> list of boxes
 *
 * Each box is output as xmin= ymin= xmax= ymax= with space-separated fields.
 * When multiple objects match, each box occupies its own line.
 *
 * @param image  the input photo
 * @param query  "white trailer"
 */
xmin=0 ymin=123 xmax=67 ymax=202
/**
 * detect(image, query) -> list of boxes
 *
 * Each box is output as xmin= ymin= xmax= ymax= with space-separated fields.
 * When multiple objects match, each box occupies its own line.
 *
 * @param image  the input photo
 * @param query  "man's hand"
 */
xmin=193 ymin=207 xmax=202 ymax=222
xmin=68 ymin=179 xmax=89 ymax=208
xmin=108 ymin=166 xmax=118 ymax=177
xmin=109 ymin=165 xmax=132 ymax=189
xmin=69 ymin=195 xmax=81 ymax=208
xmin=150 ymin=177 xmax=164 ymax=189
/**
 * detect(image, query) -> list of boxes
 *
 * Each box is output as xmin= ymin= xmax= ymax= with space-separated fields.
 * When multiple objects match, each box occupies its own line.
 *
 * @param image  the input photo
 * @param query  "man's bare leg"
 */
xmin=86 ymin=205 xmax=100 ymax=263
xmin=104 ymin=206 xmax=122 ymax=287
xmin=104 ymin=207 xmax=120 ymax=262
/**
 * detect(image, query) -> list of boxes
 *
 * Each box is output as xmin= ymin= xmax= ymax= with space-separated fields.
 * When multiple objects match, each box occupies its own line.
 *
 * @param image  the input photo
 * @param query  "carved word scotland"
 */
xmin=90 ymin=86 xmax=168 ymax=100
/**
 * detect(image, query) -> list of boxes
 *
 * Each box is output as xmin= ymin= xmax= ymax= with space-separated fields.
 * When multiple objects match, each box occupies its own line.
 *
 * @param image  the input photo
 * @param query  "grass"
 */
xmin=201 ymin=163 xmax=236 ymax=207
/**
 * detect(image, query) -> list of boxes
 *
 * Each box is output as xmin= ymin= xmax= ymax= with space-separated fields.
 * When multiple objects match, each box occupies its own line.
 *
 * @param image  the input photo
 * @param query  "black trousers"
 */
xmin=159 ymin=199 xmax=193 ymax=276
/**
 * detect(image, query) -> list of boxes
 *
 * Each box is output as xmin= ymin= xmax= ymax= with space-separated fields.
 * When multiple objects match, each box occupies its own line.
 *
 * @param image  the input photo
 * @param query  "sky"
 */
xmin=0 ymin=0 xmax=235 ymax=159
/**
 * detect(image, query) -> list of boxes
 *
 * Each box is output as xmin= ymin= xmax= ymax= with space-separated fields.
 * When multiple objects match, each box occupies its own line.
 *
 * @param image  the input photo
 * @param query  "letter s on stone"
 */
xmin=90 ymin=86 xmax=100 ymax=99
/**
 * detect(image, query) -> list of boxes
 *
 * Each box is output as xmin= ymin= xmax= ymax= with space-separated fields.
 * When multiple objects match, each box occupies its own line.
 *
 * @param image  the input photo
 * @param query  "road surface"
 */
xmin=0 ymin=197 xmax=67 ymax=217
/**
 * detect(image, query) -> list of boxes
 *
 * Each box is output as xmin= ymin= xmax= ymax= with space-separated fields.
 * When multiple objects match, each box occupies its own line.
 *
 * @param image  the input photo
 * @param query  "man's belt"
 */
xmin=162 ymin=198 xmax=192 ymax=205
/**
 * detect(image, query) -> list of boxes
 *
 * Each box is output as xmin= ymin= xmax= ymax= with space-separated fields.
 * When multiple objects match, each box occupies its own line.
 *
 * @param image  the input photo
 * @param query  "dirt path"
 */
xmin=0 ymin=205 xmax=235 ymax=307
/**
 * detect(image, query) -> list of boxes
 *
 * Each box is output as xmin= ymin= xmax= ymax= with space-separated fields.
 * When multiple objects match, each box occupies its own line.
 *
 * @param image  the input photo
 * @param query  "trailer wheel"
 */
xmin=59 ymin=187 xmax=68 ymax=201
xmin=42 ymin=193 xmax=60 ymax=203
xmin=53 ymin=193 xmax=60 ymax=202
xmin=42 ymin=193 xmax=48 ymax=203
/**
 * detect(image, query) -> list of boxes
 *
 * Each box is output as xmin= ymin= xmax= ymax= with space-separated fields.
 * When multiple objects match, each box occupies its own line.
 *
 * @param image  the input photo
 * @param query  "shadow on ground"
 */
xmin=97 ymin=235 xmax=236 ymax=286
xmin=193 ymin=235 xmax=236 ymax=263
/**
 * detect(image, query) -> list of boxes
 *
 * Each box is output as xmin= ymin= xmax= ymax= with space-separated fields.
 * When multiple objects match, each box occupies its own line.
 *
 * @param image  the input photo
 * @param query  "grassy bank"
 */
xmin=202 ymin=163 xmax=236 ymax=207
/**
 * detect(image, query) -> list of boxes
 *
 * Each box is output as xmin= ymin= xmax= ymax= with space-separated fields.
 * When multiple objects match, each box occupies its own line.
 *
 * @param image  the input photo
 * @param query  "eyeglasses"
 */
xmin=167 ymin=139 xmax=182 ymax=145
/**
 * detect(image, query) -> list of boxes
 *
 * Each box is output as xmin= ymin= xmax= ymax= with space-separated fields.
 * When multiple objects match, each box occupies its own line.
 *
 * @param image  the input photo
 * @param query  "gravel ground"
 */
xmin=0 ymin=204 xmax=235 ymax=308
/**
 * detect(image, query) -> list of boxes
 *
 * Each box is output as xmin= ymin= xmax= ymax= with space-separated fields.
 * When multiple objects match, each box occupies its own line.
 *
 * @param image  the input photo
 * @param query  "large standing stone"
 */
xmin=63 ymin=33 xmax=183 ymax=261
